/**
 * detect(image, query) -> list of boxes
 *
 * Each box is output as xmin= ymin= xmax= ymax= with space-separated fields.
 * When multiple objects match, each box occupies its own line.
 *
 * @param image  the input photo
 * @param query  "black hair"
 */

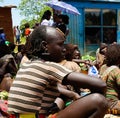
xmin=9 ymin=43 xmax=16 ymax=52
xmin=105 ymin=44 xmax=120 ymax=66
xmin=41 ymin=10 xmax=52 ymax=21
xmin=25 ymin=23 xmax=30 ymax=28
xmin=56 ymin=23 xmax=66 ymax=34
xmin=0 ymin=28 xmax=4 ymax=33
xmin=18 ymin=44 xmax=25 ymax=52
xmin=0 ymin=44 xmax=11 ymax=58
xmin=56 ymin=14 xmax=69 ymax=34
xmin=58 ymin=14 xmax=69 ymax=25
xmin=62 ymin=15 xmax=69 ymax=25
xmin=26 ymin=25 xmax=47 ymax=58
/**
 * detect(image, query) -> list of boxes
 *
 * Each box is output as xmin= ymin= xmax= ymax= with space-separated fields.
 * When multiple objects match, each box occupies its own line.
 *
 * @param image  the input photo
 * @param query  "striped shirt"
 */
xmin=106 ymin=68 xmax=120 ymax=101
xmin=101 ymin=65 xmax=120 ymax=102
xmin=8 ymin=60 xmax=72 ymax=114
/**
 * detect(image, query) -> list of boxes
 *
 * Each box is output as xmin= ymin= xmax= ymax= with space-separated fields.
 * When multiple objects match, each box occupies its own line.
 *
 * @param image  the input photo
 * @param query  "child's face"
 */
xmin=72 ymin=48 xmax=81 ymax=59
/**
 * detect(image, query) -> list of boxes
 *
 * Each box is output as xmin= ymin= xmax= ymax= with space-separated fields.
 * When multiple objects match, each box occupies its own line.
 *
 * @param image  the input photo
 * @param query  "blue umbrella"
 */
xmin=44 ymin=1 xmax=80 ymax=15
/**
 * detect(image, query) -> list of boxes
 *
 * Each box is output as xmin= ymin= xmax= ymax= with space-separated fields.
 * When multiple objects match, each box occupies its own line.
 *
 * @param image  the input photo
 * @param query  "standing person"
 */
xmin=55 ymin=14 xmax=69 ymax=37
xmin=40 ymin=10 xmax=52 ymax=26
xmin=8 ymin=26 xmax=108 ymax=118
xmin=51 ymin=13 xmax=60 ymax=27
xmin=13 ymin=26 xmax=16 ymax=39
xmin=100 ymin=44 xmax=120 ymax=116
xmin=24 ymin=23 xmax=31 ymax=40
xmin=0 ymin=28 xmax=6 ymax=44
xmin=15 ymin=26 xmax=21 ymax=44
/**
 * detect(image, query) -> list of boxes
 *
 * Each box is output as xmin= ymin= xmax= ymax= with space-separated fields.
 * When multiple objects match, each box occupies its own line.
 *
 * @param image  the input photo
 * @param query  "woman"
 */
xmin=8 ymin=26 xmax=108 ymax=118
xmin=100 ymin=44 xmax=120 ymax=115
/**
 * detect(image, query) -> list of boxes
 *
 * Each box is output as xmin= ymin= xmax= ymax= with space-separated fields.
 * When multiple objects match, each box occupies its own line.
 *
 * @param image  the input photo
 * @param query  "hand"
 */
xmin=47 ymin=103 xmax=60 ymax=115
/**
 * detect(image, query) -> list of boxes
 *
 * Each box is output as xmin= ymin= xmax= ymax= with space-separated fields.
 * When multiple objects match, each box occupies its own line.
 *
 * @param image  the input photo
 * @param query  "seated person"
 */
xmin=8 ymin=26 xmax=108 ymax=118
xmin=100 ymin=44 xmax=120 ymax=115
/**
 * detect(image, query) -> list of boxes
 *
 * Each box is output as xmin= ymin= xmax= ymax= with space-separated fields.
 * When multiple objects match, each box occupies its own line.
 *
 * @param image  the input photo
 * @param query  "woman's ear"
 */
xmin=41 ymin=41 xmax=47 ymax=50
xmin=41 ymin=41 xmax=50 ymax=56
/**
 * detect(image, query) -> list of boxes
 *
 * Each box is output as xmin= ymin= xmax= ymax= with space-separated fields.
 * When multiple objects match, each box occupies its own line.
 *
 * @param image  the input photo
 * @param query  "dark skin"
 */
xmin=19 ymin=26 xmax=108 ymax=117
xmin=64 ymin=44 xmax=81 ymax=61
xmin=42 ymin=28 xmax=66 ymax=63
xmin=0 ymin=58 xmax=17 ymax=82
xmin=39 ymin=26 xmax=108 ymax=118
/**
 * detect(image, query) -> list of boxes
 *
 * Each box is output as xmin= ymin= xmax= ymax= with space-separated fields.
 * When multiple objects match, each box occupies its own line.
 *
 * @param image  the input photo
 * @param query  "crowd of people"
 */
xmin=0 ymin=9 xmax=120 ymax=118
xmin=12 ymin=9 xmax=70 ymax=46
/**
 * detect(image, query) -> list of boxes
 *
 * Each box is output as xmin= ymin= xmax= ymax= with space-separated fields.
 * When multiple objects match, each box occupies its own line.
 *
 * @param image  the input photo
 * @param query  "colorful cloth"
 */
xmin=100 ymin=65 xmax=120 ymax=114
xmin=48 ymin=113 xmax=57 ymax=118
xmin=25 ymin=28 xmax=31 ymax=37
xmin=9 ymin=113 xmax=46 ymax=118
xmin=8 ymin=60 xmax=72 ymax=114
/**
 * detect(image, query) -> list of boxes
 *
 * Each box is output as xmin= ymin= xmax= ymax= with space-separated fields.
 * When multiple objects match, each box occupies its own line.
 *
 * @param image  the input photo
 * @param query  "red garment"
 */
xmin=13 ymin=27 xmax=16 ymax=36
xmin=25 ymin=28 xmax=31 ymax=36
xmin=0 ymin=100 xmax=9 ymax=117
xmin=0 ymin=100 xmax=8 ymax=113
xmin=9 ymin=114 xmax=16 ymax=118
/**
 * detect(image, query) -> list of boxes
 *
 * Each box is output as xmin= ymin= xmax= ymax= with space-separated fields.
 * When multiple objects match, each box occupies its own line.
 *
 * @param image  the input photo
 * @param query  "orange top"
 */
xmin=25 ymin=28 xmax=31 ymax=36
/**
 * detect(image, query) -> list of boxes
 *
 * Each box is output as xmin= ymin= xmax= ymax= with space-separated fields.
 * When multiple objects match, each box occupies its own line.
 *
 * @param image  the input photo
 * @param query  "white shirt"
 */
xmin=41 ymin=19 xmax=51 ymax=26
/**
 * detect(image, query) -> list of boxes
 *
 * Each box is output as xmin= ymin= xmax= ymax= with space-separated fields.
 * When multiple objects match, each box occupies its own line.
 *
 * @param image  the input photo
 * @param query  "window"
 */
xmin=103 ymin=9 xmax=116 ymax=26
xmin=85 ymin=8 xmax=117 ymax=52
xmin=85 ymin=9 xmax=100 ymax=26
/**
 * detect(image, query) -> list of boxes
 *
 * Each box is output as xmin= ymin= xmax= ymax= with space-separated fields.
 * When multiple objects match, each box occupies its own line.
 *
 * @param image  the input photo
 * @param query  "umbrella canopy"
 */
xmin=44 ymin=1 xmax=80 ymax=15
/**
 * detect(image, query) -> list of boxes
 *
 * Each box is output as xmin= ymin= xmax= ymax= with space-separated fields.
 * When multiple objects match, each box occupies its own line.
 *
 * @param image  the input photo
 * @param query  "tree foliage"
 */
xmin=18 ymin=0 xmax=52 ymax=27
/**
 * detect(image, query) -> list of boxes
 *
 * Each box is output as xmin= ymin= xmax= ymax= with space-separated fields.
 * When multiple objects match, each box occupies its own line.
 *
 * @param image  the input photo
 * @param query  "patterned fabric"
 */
xmin=59 ymin=60 xmax=81 ymax=72
xmin=48 ymin=113 xmax=57 ymax=118
xmin=103 ymin=67 xmax=120 ymax=101
xmin=100 ymin=65 xmax=120 ymax=114
xmin=99 ymin=64 xmax=108 ymax=76
xmin=8 ymin=60 xmax=72 ymax=114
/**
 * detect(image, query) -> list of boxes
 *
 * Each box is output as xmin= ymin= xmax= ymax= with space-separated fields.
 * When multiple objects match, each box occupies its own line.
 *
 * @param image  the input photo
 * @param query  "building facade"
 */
xmin=63 ymin=0 xmax=120 ymax=55
xmin=0 ymin=6 xmax=16 ymax=43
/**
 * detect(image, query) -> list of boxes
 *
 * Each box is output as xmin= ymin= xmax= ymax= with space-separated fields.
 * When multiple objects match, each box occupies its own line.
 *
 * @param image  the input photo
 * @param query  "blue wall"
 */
xmin=63 ymin=0 xmax=120 ymax=55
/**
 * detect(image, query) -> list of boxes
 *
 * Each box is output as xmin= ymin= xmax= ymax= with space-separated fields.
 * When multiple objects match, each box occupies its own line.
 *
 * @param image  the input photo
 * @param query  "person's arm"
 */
xmin=6 ymin=58 xmax=18 ymax=77
xmin=0 ymin=59 xmax=10 ymax=83
xmin=63 ymin=72 xmax=106 ymax=95
xmin=57 ymin=83 xmax=80 ymax=100
xmin=72 ymin=59 xmax=94 ymax=66
xmin=0 ymin=59 xmax=9 ymax=76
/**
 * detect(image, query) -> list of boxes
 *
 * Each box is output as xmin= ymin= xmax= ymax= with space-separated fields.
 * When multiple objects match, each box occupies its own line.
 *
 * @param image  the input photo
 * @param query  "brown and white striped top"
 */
xmin=8 ymin=60 xmax=72 ymax=114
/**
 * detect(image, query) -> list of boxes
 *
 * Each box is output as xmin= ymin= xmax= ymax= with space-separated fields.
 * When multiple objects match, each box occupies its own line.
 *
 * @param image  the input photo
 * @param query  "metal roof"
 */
xmin=90 ymin=0 xmax=120 ymax=2
xmin=63 ymin=0 xmax=120 ymax=2
xmin=0 ymin=5 xmax=17 ymax=8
